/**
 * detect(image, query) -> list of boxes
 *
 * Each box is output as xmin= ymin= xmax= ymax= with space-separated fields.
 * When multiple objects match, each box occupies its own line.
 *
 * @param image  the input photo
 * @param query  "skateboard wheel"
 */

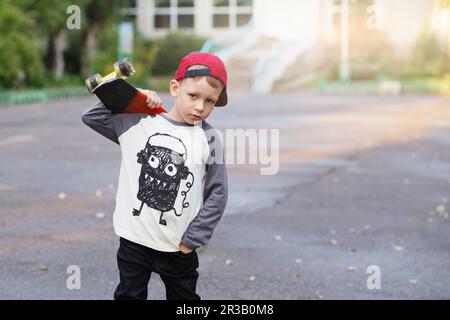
xmin=85 ymin=73 xmax=102 ymax=93
xmin=114 ymin=57 xmax=135 ymax=78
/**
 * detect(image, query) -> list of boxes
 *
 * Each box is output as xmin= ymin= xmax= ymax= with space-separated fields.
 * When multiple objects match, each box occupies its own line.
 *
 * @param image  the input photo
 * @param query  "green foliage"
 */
xmin=0 ymin=1 xmax=45 ymax=88
xmin=0 ymin=1 xmax=206 ymax=90
xmin=152 ymin=33 xmax=206 ymax=76
xmin=29 ymin=0 xmax=73 ymax=34
xmin=129 ymin=35 xmax=160 ymax=89
xmin=381 ymin=28 xmax=450 ymax=80
xmin=90 ymin=23 xmax=119 ymax=76
xmin=410 ymin=29 xmax=450 ymax=77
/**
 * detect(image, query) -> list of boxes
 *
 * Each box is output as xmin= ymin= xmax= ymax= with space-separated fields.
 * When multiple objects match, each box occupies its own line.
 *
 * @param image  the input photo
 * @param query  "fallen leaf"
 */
xmin=96 ymin=212 xmax=105 ymax=219
xmin=436 ymin=205 xmax=448 ymax=218
xmin=37 ymin=265 xmax=48 ymax=272
xmin=409 ymin=279 xmax=418 ymax=284
xmin=364 ymin=224 xmax=371 ymax=230
xmin=328 ymin=239 xmax=338 ymax=246
xmin=274 ymin=235 xmax=283 ymax=241
xmin=295 ymin=258 xmax=302 ymax=264
xmin=347 ymin=265 xmax=357 ymax=272
xmin=408 ymin=217 xmax=417 ymax=224
xmin=292 ymin=272 xmax=301 ymax=278
xmin=95 ymin=190 xmax=102 ymax=197
xmin=436 ymin=205 xmax=445 ymax=214
xmin=248 ymin=276 xmax=256 ymax=282
xmin=348 ymin=228 xmax=357 ymax=235
xmin=393 ymin=245 xmax=404 ymax=252
xmin=315 ymin=290 xmax=324 ymax=300
xmin=225 ymin=259 xmax=235 ymax=266
xmin=58 ymin=192 xmax=66 ymax=200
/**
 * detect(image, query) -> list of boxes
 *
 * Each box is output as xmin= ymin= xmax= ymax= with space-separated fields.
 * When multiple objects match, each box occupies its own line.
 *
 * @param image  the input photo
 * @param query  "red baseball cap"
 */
xmin=175 ymin=52 xmax=228 ymax=107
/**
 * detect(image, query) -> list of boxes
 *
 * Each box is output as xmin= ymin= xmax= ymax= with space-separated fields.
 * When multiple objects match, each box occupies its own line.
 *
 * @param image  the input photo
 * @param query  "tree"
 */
xmin=29 ymin=0 xmax=74 ymax=79
xmin=0 ymin=0 xmax=44 ymax=88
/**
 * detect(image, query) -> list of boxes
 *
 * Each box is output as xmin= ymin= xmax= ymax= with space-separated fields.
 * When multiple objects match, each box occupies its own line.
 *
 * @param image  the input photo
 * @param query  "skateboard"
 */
xmin=85 ymin=57 xmax=166 ymax=115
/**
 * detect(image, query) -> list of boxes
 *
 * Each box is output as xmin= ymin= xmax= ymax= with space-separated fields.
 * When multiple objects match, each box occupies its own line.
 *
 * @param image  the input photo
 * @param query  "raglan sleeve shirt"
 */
xmin=181 ymin=123 xmax=228 ymax=250
xmin=80 ymin=101 xmax=228 ymax=252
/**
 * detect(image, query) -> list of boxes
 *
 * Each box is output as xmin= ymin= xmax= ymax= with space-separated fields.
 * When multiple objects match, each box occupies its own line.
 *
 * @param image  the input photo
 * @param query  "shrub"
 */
xmin=0 ymin=2 xmax=45 ymax=88
xmin=152 ymin=33 xmax=206 ymax=76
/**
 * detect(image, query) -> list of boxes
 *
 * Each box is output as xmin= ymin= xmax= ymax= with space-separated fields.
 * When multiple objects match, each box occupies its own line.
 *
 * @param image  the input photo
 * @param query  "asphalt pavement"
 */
xmin=0 ymin=93 xmax=449 ymax=299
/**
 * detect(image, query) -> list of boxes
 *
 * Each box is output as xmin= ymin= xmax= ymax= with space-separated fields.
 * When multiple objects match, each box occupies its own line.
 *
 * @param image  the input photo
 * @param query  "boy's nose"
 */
xmin=194 ymin=102 xmax=204 ymax=112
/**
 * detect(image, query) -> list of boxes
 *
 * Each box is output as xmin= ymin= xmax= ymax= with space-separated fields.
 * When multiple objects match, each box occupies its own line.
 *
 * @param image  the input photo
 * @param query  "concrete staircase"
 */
xmin=226 ymin=37 xmax=279 ymax=91
xmin=272 ymin=42 xmax=336 ymax=92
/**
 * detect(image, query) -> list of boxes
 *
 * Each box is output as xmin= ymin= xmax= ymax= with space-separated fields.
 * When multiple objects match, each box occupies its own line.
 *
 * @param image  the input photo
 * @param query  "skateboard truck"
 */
xmin=85 ymin=57 xmax=136 ymax=94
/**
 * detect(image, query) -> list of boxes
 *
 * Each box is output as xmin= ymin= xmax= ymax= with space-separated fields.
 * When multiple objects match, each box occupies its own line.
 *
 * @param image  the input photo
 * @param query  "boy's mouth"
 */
xmin=189 ymin=114 xmax=202 ymax=121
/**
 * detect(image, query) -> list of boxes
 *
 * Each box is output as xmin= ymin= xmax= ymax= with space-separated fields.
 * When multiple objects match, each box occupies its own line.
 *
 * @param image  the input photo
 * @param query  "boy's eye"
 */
xmin=207 ymin=100 xmax=215 ymax=105
xmin=189 ymin=94 xmax=197 ymax=100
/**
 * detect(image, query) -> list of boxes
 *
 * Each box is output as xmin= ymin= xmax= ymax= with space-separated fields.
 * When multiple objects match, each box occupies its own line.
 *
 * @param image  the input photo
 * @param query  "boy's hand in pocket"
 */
xmin=179 ymin=243 xmax=193 ymax=254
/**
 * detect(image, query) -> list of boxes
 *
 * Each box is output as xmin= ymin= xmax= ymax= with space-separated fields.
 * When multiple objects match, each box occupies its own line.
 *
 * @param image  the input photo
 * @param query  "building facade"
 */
xmin=137 ymin=0 xmax=255 ymax=39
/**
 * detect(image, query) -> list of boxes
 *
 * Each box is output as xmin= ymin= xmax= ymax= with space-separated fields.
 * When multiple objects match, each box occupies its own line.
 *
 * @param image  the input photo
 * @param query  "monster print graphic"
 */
xmin=132 ymin=133 xmax=194 ymax=226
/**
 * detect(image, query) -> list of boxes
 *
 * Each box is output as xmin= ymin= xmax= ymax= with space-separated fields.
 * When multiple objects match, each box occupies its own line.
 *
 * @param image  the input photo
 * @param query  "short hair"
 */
xmin=181 ymin=64 xmax=224 ymax=90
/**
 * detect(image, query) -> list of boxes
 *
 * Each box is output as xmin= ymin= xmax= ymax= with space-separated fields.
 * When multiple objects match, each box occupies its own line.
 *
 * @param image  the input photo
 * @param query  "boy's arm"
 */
xmin=81 ymin=90 xmax=162 ymax=143
xmin=181 ymin=128 xmax=228 ymax=250
xmin=81 ymin=101 xmax=121 ymax=144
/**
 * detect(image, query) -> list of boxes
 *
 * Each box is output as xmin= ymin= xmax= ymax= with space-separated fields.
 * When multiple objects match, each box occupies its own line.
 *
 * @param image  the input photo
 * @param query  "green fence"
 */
xmin=0 ymin=87 xmax=89 ymax=106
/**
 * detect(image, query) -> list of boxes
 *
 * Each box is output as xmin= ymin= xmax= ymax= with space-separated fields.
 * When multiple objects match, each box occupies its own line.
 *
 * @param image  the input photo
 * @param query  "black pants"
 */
xmin=114 ymin=237 xmax=200 ymax=300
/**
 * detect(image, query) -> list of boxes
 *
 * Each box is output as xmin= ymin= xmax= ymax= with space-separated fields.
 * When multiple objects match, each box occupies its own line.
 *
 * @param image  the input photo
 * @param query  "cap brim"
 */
xmin=215 ymin=88 xmax=228 ymax=107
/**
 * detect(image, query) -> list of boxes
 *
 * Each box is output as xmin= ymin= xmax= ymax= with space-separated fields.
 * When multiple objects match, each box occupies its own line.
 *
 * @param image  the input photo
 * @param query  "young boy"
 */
xmin=81 ymin=52 xmax=228 ymax=300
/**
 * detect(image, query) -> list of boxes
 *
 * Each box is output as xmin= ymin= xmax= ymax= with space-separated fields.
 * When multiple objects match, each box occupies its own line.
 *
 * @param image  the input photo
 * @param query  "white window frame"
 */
xmin=212 ymin=0 xmax=253 ymax=29
xmin=154 ymin=0 xmax=195 ymax=30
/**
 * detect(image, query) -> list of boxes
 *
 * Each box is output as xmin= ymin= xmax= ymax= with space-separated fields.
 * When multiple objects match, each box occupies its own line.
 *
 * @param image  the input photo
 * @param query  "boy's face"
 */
xmin=169 ymin=77 xmax=223 ymax=124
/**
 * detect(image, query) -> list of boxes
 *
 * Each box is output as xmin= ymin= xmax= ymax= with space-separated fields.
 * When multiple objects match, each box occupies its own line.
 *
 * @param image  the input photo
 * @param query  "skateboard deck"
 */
xmin=92 ymin=78 xmax=166 ymax=115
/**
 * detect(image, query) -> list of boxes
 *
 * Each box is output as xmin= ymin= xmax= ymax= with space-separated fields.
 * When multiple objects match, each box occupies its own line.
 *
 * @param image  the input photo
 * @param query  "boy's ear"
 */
xmin=169 ymin=79 xmax=180 ymax=97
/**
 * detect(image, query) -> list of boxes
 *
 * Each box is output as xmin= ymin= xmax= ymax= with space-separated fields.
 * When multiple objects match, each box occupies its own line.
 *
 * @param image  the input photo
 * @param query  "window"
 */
xmin=214 ymin=0 xmax=229 ymax=6
xmin=155 ymin=15 xmax=170 ymax=28
xmin=212 ymin=0 xmax=253 ymax=29
xmin=237 ymin=13 xmax=252 ymax=26
xmin=155 ymin=0 xmax=170 ymax=7
xmin=178 ymin=0 xmax=194 ymax=7
xmin=237 ymin=0 xmax=252 ymax=6
xmin=178 ymin=14 xmax=194 ymax=28
xmin=154 ymin=0 xmax=195 ymax=29
xmin=213 ymin=14 xmax=230 ymax=28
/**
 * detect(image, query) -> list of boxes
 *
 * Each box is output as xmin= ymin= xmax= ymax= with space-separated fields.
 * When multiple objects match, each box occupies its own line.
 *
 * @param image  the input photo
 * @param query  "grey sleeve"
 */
xmin=81 ymin=101 xmax=150 ymax=144
xmin=181 ymin=124 xmax=228 ymax=250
